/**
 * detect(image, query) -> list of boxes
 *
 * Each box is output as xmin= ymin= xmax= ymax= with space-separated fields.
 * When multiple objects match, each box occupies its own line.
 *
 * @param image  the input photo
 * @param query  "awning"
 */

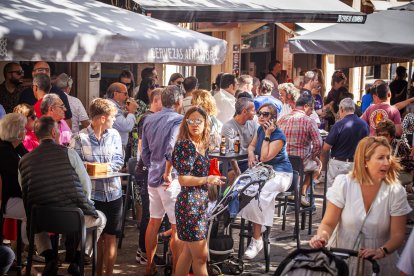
xmin=288 ymin=10 xmax=414 ymax=59
xmin=371 ymin=0 xmax=411 ymax=11
xmin=135 ymin=0 xmax=366 ymax=24
xmin=0 ymin=0 xmax=227 ymax=64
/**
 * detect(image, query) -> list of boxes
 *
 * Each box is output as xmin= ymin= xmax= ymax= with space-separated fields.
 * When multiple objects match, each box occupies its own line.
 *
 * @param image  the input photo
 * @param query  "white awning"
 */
xmin=0 ymin=0 xmax=227 ymax=64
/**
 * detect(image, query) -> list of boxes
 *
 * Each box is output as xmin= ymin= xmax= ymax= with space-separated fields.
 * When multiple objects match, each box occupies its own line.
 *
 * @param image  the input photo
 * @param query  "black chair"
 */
xmin=1 ymin=212 xmax=23 ymax=276
xmin=277 ymin=156 xmax=314 ymax=235
xmin=26 ymin=206 xmax=97 ymax=276
xmin=118 ymin=157 xmax=137 ymax=249
xmin=274 ymin=170 xmax=301 ymax=248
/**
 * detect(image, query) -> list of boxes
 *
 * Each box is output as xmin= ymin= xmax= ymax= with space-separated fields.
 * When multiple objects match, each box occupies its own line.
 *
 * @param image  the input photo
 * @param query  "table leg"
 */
xmin=220 ymin=160 xmax=230 ymax=196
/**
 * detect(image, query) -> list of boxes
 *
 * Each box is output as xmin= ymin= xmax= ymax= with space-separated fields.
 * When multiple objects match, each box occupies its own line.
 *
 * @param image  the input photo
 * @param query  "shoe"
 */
xmin=244 ymin=238 xmax=263 ymax=260
xmin=32 ymin=253 xmax=46 ymax=263
xmin=144 ymin=261 xmax=158 ymax=276
xmin=136 ymin=249 xmax=147 ymax=265
xmin=67 ymin=262 xmax=81 ymax=276
xmin=301 ymin=195 xmax=310 ymax=207
xmin=42 ymin=260 xmax=58 ymax=276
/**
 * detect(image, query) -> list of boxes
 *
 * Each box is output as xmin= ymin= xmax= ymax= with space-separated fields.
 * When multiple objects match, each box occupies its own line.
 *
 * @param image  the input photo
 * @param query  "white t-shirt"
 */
xmin=67 ymin=94 xmax=89 ymax=133
xmin=214 ymin=89 xmax=236 ymax=126
xmin=182 ymin=96 xmax=193 ymax=115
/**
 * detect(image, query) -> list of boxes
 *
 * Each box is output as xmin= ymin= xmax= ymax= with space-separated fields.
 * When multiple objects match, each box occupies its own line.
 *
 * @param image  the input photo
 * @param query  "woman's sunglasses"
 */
xmin=256 ymin=111 xmax=271 ymax=118
xmin=186 ymin=119 xmax=203 ymax=126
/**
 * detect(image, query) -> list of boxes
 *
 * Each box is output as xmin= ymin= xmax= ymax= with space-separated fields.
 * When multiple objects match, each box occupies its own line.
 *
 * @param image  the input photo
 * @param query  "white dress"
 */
xmin=327 ymin=174 xmax=412 ymax=275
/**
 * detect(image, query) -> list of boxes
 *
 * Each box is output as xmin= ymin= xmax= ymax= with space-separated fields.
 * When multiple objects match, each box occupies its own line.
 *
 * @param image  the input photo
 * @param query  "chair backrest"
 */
xmin=30 ymin=205 xmax=84 ymax=235
xmin=128 ymin=157 xmax=137 ymax=175
xmin=289 ymin=155 xmax=304 ymax=189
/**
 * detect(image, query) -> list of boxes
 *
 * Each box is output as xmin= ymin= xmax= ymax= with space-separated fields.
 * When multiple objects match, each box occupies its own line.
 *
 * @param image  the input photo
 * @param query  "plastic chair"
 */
xmin=26 ymin=206 xmax=97 ymax=276
xmin=274 ymin=170 xmax=301 ymax=248
xmin=118 ymin=157 xmax=137 ymax=249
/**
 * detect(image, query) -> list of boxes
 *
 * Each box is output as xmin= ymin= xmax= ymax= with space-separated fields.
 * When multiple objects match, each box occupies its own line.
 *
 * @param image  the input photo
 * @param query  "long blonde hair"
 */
xmin=351 ymin=136 xmax=401 ymax=185
xmin=176 ymin=106 xmax=210 ymax=150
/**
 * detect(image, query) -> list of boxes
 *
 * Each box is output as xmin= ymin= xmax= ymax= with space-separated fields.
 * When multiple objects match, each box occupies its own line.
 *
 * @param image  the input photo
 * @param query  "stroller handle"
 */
xmin=329 ymin=248 xmax=380 ymax=274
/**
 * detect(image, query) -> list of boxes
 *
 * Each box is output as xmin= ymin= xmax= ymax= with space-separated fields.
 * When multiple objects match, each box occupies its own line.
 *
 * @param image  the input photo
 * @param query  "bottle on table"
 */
xmin=220 ymin=135 xmax=226 ymax=156
xmin=234 ymin=133 xmax=240 ymax=154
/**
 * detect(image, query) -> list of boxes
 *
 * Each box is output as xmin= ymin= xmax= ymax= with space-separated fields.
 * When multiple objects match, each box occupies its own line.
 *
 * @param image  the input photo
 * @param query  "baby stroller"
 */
xmin=274 ymin=247 xmax=380 ymax=276
xmin=206 ymin=163 xmax=276 ymax=276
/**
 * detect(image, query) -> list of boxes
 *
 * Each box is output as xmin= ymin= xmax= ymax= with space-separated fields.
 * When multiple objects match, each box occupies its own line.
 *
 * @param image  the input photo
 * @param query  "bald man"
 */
xmin=106 ymin=82 xmax=138 ymax=147
xmin=19 ymin=61 xmax=73 ymax=126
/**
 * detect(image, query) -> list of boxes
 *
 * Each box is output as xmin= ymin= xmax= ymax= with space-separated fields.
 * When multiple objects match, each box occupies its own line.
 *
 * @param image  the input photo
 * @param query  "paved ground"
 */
xmin=12 ymin=184 xmax=414 ymax=275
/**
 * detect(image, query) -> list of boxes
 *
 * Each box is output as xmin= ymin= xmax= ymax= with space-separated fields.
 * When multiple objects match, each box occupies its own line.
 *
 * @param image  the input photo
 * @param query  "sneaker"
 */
xmin=301 ymin=195 xmax=310 ymax=207
xmin=136 ymin=249 xmax=147 ymax=265
xmin=244 ymin=238 xmax=263 ymax=260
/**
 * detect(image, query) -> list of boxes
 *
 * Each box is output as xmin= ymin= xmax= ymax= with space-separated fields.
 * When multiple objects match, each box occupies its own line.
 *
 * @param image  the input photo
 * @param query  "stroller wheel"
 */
xmin=164 ymin=265 xmax=173 ymax=276
xmin=207 ymin=264 xmax=222 ymax=276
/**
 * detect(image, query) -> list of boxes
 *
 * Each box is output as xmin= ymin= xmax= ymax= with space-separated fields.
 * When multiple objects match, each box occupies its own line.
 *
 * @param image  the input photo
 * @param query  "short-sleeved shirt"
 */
xmin=361 ymin=93 xmax=373 ymax=113
xmin=397 ymin=229 xmax=414 ymax=275
xmin=0 ymin=82 xmax=22 ymax=114
xmin=361 ymin=103 xmax=401 ymax=136
xmin=221 ymin=118 xmax=257 ymax=152
xmin=325 ymin=114 xmax=369 ymax=160
xmin=254 ymin=95 xmax=282 ymax=114
xmin=67 ymin=94 xmax=89 ymax=133
xmin=254 ymin=127 xmax=292 ymax=173
xmin=182 ymin=96 xmax=193 ymax=115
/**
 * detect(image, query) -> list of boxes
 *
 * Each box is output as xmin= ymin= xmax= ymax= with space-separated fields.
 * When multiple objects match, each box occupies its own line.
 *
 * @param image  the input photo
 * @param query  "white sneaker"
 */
xmin=244 ymin=238 xmax=263 ymax=260
xmin=136 ymin=249 xmax=147 ymax=265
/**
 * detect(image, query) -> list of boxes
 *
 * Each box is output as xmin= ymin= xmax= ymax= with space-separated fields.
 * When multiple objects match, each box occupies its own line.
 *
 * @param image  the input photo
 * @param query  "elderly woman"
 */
xmin=41 ymin=93 xmax=72 ymax=146
xmin=242 ymin=103 xmax=293 ymax=259
xmin=310 ymin=136 xmax=411 ymax=275
xmin=278 ymin=82 xmax=300 ymax=119
xmin=191 ymin=89 xmax=222 ymax=148
xmin=0 ymin=113 xmax=29 ymax=243
xmin=13 ymin=103 xmax=39 ymax=151
xmin=172 ymin=106 xmax=224 ymax=276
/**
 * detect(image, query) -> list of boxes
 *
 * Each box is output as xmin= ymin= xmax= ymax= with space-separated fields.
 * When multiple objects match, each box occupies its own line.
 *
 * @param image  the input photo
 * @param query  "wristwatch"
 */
xmin=264 ymin=136 xmax=271 ymax=142
xmin=380 ymin=246 xmax=389 ymax=255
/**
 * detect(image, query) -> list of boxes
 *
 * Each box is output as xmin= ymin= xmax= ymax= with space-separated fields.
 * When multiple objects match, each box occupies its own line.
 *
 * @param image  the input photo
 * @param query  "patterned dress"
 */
xmin=172 ymin=139 xmax=209 ymax=242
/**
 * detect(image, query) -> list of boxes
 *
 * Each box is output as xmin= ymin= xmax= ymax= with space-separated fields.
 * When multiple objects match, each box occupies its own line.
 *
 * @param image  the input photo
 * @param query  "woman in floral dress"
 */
xmin=172 ymin=106 xmax=225 ymax=276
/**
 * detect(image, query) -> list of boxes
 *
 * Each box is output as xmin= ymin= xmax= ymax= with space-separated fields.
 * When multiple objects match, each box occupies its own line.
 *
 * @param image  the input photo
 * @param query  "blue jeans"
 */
xmin=0 ymin=245 xmax=14 ymax=275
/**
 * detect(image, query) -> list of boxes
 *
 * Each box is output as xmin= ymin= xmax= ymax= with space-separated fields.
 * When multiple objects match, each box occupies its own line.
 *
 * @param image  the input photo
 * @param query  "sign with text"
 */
xmin=232 ymin=44 xmax=241 ymax=77
xmin=335 ymin=55 xmax=407 ymax=69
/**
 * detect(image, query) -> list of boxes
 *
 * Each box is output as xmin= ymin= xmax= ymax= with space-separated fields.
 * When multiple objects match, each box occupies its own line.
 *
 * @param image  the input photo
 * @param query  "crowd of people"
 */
xmin=0 ymin=60 xmax=413 ymax=276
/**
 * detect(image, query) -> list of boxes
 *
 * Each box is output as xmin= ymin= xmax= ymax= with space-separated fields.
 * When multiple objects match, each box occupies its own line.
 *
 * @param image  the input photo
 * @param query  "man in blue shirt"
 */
xmin=141 ymin=85 xmax=183 ymax=276
xmin=254 ymin=79 xmax=282 ymax=114
xmin=320 ymin=98 xmax=369 ymax=187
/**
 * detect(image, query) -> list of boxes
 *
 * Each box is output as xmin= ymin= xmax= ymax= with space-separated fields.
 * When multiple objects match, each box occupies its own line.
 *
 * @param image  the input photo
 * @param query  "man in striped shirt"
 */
xmin=278 ymin=93 xmax=322 ymax=206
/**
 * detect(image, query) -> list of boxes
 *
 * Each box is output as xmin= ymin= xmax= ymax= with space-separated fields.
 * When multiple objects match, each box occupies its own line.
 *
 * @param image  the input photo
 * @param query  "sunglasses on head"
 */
xmin=256 ymin=111 xmax=271 ymax=118
xmin=186 ymin=119 xmax=203 ymax=126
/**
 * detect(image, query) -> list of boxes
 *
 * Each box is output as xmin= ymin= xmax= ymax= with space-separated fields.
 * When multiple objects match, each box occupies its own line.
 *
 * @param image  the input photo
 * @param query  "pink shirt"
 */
xmin=23 ymin=129 xmax=39 ymax=152
xmin=361 ymin=103 xmax=401 ymax=136
xmin=58 ymin=119 xmax=72 ymax=146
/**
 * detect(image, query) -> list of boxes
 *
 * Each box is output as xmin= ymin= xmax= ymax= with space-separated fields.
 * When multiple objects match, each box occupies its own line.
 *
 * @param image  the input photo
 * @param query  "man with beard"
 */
xmin=0 ymin=62 xmax=24 ymax=113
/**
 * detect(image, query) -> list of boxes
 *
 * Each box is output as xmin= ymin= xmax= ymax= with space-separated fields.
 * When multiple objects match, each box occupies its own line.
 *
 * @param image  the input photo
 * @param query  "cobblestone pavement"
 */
xmin=24 ymin=184 xmax=414 ymax=275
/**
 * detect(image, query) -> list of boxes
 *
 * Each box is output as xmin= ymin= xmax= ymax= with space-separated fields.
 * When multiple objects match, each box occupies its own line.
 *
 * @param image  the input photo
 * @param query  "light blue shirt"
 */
xmin=0 ymin=104 xmax=5 ymax=119
xmin=142 ymin=108 xmax=183 ymax=188
xmin=70 ymin=126 xmax=124 ymax=202
xmin=108 ymin=98 xmax=136 ymax=146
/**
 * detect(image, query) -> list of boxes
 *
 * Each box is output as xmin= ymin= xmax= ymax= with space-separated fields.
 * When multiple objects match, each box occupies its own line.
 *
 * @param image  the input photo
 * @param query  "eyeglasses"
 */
xmin=116 ymin=90 xmax=128 ymax=96
xmin=27 ymin=114 xmax=36 ymax=120
xmin=33 ymin=67 xmax=50 ymax=73
xmin=54 ymin=104 xmax=66 ymax=110
xmin=121 ymin=82 xmax=132 ymax=87
xmin=8 ymin=70 xmax=24 ymax=75
xmin=186 ymin=119 xmax=203 ymax=126
xmin=256 ymin=111 xmax=271 ymax=118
